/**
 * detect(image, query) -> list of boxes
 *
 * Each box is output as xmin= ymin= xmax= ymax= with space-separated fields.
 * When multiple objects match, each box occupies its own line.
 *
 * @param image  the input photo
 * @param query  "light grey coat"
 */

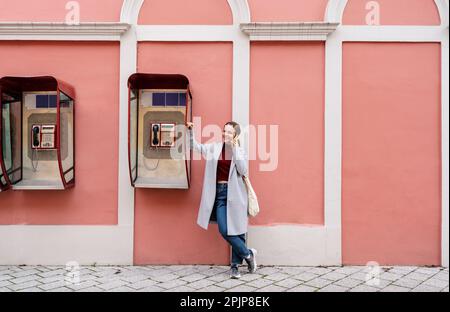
xmin=189 ymin=129 xmax=249 ymax=236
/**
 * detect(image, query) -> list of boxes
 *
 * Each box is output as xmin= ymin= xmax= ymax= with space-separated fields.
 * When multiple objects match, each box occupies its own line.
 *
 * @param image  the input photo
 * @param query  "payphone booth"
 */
xmin=0 ymin=76 xmax=75 ymax=191
xmin=128 ymin=73 xmax=192 ymax=189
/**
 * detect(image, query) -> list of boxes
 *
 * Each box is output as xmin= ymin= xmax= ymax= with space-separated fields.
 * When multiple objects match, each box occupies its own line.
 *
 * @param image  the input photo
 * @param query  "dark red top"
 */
xmin=216 ymin=144 xmax=232 ymax=182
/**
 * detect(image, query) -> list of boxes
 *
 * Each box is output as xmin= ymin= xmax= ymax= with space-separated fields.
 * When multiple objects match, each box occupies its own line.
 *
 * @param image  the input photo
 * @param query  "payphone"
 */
xmin=128 ymin=73 xmax=192 ymax=189
xmin=0 ymin=76 xmax=75 ymax=191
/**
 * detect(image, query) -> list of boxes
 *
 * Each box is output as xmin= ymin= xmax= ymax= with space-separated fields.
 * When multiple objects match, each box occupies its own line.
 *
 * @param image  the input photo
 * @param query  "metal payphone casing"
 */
xmin=128 ymin=73 xmax=192 ymax=189
xmin=0 ymin=76 xmax=75 ymax=191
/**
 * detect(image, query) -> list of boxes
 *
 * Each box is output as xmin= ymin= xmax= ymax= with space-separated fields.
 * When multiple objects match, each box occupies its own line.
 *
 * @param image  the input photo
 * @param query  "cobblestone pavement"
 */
xmin=0 ymin=265 xmax=448 ymax=292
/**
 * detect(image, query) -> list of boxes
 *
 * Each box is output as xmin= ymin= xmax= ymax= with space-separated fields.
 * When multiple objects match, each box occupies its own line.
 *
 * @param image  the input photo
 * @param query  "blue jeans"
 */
xmin=214 ymin=183 xmax=251 ymax=267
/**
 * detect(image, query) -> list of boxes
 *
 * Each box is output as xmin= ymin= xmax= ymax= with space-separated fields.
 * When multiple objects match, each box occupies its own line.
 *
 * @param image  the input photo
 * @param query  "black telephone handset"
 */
xmin=152 ymin=124 xmax=160 ymax=146
xmin=32 ymin=126 xmax=40 ymax=148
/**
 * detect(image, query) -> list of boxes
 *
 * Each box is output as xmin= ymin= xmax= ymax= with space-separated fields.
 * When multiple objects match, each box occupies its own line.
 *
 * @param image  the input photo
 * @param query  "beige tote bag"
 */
xmin=243 ymin=175 xmax=260 ymax=217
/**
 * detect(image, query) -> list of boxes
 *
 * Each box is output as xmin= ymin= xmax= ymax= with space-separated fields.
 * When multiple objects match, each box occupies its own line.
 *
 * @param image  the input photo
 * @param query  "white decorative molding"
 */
xmin=0 ymin=22 xmax=130 ymax=41
xmin=435 ymin=0 xmax=449 ymax=27
xmin=120 ymin=0 xmax=145 ymax=24
xmin=240 ymin=22 xmax=339 ymax=41
xmin=324 ymin=0 xmax=348 ymax=23
xmin=0 ymin=226 xmax=133 ymax=265
xmin=136 ymin=25 xmax=238 ymax=41
xmin=248 ymin=225 xmax=341 ymax=266
xmin=227 ymin=0 xmax=251 ymax=24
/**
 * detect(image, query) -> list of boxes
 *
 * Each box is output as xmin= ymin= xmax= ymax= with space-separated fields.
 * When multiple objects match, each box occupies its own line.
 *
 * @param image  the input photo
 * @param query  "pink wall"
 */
xmin=138 ymin=0 xmax=232 ymax=25
xmin=134 ymin=42 xmax=233 ymax=264
xmin=0 ymin=0 xmax=123 ymax=22
xmin=342 ymin=42 xmax=441 ymax=265
xmin=249 ymin=42 xmax=325 ymax=226
xmin=0 ymin=41 xmax=120 ymax=225
xmin=248 ymin=0 xmax=328 ymax=22
xmin=343 ymin=0 xmax=441 ymax=25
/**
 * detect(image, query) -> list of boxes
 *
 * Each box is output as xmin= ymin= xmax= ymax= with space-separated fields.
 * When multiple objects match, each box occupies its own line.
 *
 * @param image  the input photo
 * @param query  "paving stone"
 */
xmin=165 ymin=285 xmax=197 ymax=292
xmin=303 ymin=278 xmax=333 ymax=289
xmin=17 ymin=287 xmax=44 ymax=292
xmin=207 ymin=273 xmax=231 ymax=283
xmin=0 ymin=280 xmax=12 ymax=288
xmin=380 ymin=272 xmax=403 ymax=282
xmin=38 ymin=281 xmax=68 ymax=291
xmin=108 ymin=286 xmax=136 ymax=292
xmin=48 ymin=287 xmax=73 ymax=292
xmin=441 ymin=287 xmax=449 ymax=292
xmin=246 ymin=278 xmax=274 ymax=289
xmin=274 ymin=278 xmax=302 ymax=289
xmin=307 ymin=267 xmax=334 ymax=275
xmin=136 ymin=285 xmax=165 ymax=292
xmin=404 ymin=272 xmax=433 ymax=282
xmin=432 ymin=272 xmax=449 ymax=281
xmin=151 ymin=273 xmax=180 ymax=283
xmin=348 ymin=272 xmax=368 ymax=281
xmin=158 ymin=279 xmax=188 ymax=290
xmin=422 ymin=277 xmax=448 ymax=289
xmin=65 ymin=280 xmax=99 ymax=291
xmin=333 ymin=267 xmax=364 ymax=275
xmin=9 ymin=275 xmax=40 ymax=285
xmin=201 ymin=268 xmax=229 ymax=277
xmin=0 ymin=287 xmax=11 ymax=292
xmin=255 ymin=285 xmax=286 ymax=292
xmin=97 ymin=280 xmax=128 ymax=291
xmin=10 ymin=269 xmax=40 ymax=278
xmin=186 ymin=279 xmax=216 ymax=290
xmin=385 ymin=267 xmax=416 ymax=275
xmin=292 ymin=272 xmax=320 ymax=282
xmin=412 ymin=284 xmax=443 ymax=292
xmin=256 ymin=267 xmax=280 ymax=275
xmin=392 ymin=278 xmax=422 ymax=289
xmin=0 ymin=275 xmax=13 ymax=282
xmin=215 ymin=279 xmax=245 ymax=289
xmin=333 ymin=278 xmax=363 ymax=289
xmin=263 ymin=273 xmax=290 ymax=282
xmin=38 ymin=276 xmax=65 ymax=284
xmin=287 ymin=285 xmax=317 ymax=292
xmin=196 ymin=285 xmax=225 ymax=292
xmin=278 ymin=267 xmax=310 ymax=275
xmin=321 ymin=272 xmax=348 ymax=281
xmin=226 ymin=285 xmax=257 ymax=292
xmin=180 ymin=273 xmax=207 ymax=283
xmin=414 ymin=267 xmax=443 ymax=275
xmin=238 ymin=273 xmax=263 ymax=282
xmin=365 ymin=278 xmax=392 ymax=289
xmin=37 ymin=269 xmax=67 ymax=278
xmin=318 ymin=284 xmax=349 ymax=292
xmin=349 ymin=285 xmax=379 ymax=292
xmin=77 ymin=286 xmax=104 ymax=292
xmin=380 ymin=285 xmax=410 ymax=292
xmin=127 ymin=279 xmax=159 ymax=290
xmin=7 ymin=280 xmax=42 ymax=291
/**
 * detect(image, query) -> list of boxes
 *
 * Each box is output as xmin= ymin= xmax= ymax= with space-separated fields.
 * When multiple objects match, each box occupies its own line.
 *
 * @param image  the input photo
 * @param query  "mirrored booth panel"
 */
xmin=128 ymin=74 xmax=192 ymax=189
xmin=0 ymin=77 xmax=75 ymax=191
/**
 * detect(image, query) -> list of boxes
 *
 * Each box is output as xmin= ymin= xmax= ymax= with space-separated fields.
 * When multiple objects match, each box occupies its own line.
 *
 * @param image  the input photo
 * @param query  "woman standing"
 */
xmin=186 ymin=121 xmax=257 ymax=279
